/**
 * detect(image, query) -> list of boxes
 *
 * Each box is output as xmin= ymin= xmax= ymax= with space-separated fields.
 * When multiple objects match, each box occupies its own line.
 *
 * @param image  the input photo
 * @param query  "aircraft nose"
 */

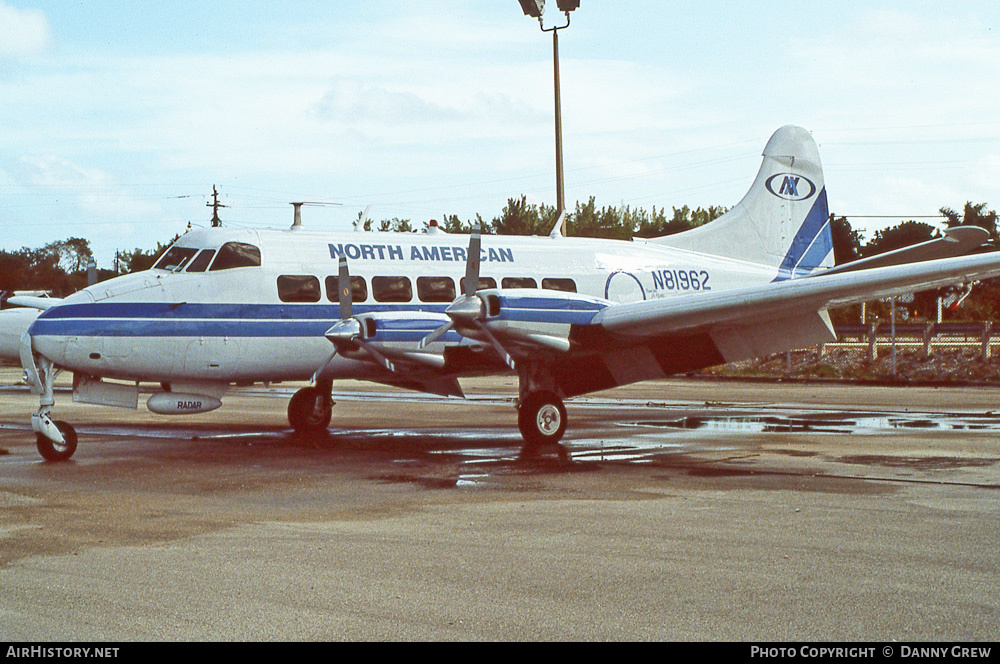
xmin=0 ymin=308 xmax=40 ymax=362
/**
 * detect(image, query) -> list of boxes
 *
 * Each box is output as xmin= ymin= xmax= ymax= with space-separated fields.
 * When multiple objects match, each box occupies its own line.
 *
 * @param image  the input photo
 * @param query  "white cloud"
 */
xmin=791 ymin=8 xmax=1000 ymax=127
xmin=7 ymin=154 xmax=163 ymax=220
xmin=0 ymin=2 xmax=50 ymax=56
xmin=2 ymin=2 xmax=999 ymax=265
xmin=314 ymin=79 xmax=462 ymax=125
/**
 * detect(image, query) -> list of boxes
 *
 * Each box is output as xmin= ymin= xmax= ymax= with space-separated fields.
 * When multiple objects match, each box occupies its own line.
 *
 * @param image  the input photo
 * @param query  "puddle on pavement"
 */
xmin=625 ymin=411 xmax=1000 ymax=436
xmin=8 ymin=404 xmax=1000 ymax=489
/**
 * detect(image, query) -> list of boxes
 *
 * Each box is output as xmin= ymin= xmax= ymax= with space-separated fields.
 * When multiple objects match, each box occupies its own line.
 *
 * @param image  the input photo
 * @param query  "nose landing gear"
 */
xmin=24 ymin=349 xmax=78 ymax=462
xmin=35 ymin=418 xmax=77 ymax=462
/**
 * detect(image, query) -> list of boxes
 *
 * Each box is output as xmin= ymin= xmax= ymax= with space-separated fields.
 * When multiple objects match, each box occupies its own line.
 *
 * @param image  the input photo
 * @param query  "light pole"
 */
xmin=518 ymin=1 xmax=579 ymax=236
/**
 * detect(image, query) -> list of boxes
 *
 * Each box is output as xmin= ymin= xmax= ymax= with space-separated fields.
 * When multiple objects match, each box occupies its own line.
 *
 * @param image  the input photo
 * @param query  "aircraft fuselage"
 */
xmin=26 ymin=226 xmax=777 ymax=386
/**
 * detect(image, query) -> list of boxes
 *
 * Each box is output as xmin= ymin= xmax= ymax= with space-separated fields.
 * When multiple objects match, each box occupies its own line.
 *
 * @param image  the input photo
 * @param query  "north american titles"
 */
xmin=329 ymin=243 xmax=514 ymax=263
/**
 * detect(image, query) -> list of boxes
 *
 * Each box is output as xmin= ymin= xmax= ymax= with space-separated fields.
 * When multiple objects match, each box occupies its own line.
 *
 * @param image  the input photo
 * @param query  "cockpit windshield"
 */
xmin=209 ymin=242 xmax=261 ymax=271
xmin=153 ymin=246 xmax=199 ymax=272
xmin=186 ymin=249 xmax=215 ymax=272
xmin=152 ymin=241 xmax=261 ymax=273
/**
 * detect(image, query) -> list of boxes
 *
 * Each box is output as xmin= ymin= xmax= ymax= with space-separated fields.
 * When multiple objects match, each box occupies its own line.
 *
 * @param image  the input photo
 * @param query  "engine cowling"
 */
xmin=464 ymin=288 xmax=611 ymax=350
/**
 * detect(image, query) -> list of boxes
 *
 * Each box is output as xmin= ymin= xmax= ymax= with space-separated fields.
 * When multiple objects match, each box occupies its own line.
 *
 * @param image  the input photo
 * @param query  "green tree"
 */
xmin=491 ymin=195 xmax=555 ymax=236
xmin=861 ymin=220 xmax=939 ymax=258
xmin=940 ymin=201 xmax=998 ymax=240
xmin=377 ymin=218 xmax=416 ymax=233
xmin=937 ymin=202 xmax=1000 ymax=320
xmin=427 ymin=213 xmax=489 ymax=234
xmin=40 ymin=237 xmax=93 ymax=274
xmin=633 ymin=206 xmax=671 ymax=238
xmin=0 ymin=245 xmax=75 ymax=295
xmin=859 ymin=221 xmax=959 ymax=322
xmin=567 ymin=197 xmax=633 ymax=240
xmin=0 ymin=250 xmax=33 ymax=293
xmin=117 ymin=247 xmax=159 ymax=274
xmin=632 ymin=204 xmax=724 ymax=237
xmin=115 ymin=234 xmax=180 ymax=274
xmin=830 ymin=215 xmax=863 ymax=265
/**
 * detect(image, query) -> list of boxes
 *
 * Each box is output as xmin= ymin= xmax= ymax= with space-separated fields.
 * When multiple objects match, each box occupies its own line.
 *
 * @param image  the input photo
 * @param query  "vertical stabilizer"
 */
xmin=651 ymin=126 xmax=832 ymax=279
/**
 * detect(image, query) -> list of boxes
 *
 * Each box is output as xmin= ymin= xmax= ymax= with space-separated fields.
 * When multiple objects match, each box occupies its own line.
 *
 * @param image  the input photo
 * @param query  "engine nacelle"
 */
xmin=478 ymin=288 xmax=610 ymax=346
xmin=146 ymin=392 xmax=222 ymax=415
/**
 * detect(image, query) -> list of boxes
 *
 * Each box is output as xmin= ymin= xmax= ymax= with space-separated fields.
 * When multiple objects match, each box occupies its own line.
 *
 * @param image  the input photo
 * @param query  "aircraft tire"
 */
xmin=518 ymin=391 xmax=567 ymax=448
xmin=287 ymin=387 xmax=332 ymax=432
xmin=36 ymin=420 xmax=78 ymax=462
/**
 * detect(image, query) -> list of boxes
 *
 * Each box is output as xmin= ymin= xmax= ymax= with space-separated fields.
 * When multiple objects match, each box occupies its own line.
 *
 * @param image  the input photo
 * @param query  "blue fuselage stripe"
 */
xmin=31 ymin=318 xmax=330 ymax=338
xmin=28 ymin=299 xmax=601 ymax=338
xmin=30 ymin=303 xmax=446 ymax=338
xmin=35 ymin=302 xmax=444 ymax=320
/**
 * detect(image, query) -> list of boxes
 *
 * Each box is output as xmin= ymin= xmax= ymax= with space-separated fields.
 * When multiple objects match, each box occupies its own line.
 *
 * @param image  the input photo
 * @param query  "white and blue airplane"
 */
xmin=2 ymin=125 xmax=998 ymax=461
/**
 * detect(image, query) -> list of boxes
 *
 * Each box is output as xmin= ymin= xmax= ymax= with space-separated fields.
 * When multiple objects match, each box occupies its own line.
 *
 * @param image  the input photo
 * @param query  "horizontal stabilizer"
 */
xmin=7 ymin=296 xmax=63 ymax=310
xmin=821 ymin=226 xmax=991 ymax=276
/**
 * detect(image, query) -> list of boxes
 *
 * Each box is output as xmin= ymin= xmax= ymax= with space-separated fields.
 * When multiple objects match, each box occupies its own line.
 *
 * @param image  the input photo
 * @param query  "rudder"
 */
xmin=651 ymin=125 xmax=832 ymax=279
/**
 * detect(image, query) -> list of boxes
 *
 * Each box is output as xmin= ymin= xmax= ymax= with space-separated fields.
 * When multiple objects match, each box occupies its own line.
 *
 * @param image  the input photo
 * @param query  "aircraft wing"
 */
xmin=595 ymin=250 xmax=1000 ymax=338
xmin=529 ymin=251 xmax=1000 ymax=397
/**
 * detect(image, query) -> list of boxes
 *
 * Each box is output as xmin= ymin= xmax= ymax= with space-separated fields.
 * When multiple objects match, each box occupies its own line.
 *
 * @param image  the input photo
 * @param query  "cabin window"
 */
xmin=542 ymin=278 xmax=576 ymax=293
xmin=153 ymin=246 xmax=198 ymax=271
xmin=325 ymin=275 xmax=368 ymax=303
xmin=277 ymin=275 xmax=321 ymax=303
xmin=416 ymin=276 xmax=456 ymax=303
xmin=186 ymin=249 xmax=216 ymax=273
xmin=459 ymin=276 xmax=497 ymax=293
xmin=372 ymin=276 xmax=413 ymax=303
xmin=501 ymin=277 xmax=537 ymax=289
xmin=210 ymin=242 xmax=261 ymax=271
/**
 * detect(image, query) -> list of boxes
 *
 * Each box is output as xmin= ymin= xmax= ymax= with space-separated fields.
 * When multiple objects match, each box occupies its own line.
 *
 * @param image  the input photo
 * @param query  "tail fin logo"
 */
xmin=765 ymin=173 xmax=816 ymax=201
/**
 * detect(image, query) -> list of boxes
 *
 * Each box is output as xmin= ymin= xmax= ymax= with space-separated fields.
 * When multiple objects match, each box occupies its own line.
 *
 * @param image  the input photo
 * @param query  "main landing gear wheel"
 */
xmin=517 ymin=391 xmax=569 ymax=461
xmin=36 ymin=420 xmax=78 ymax=462
xmin=287 ymin=386 xmax=333 ymax=433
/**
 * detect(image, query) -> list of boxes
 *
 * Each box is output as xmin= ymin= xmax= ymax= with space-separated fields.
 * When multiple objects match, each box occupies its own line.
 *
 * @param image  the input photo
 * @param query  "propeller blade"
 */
xmin=464 ymin=223 xmax=481 ymax=298
xmin=311 ymin=347 xmax=338 ymax=384
xmin=475 ymin=321 xmax=516 ymax=370
xmin=418 ymin=321 xmax=453 ymax=349
xmin=338 ymin=256 xmax=352 ymax=320
xmin=358 ymin=341 xmax=396 ymax=373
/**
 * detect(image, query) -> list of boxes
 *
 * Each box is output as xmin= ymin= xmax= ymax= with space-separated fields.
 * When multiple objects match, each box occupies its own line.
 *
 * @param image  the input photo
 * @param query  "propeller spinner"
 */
xmin=419 ymin=224 xmax=516 ymax=370
xmin=312 ymin=257 xmax=395 ymax=383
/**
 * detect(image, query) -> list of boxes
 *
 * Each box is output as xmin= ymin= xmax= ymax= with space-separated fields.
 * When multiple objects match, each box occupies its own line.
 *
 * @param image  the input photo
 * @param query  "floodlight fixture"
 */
xmin=517 ymin=0 xmax=581 ymax=234
xmin=518 ymin=0 xmax=544 ymax=18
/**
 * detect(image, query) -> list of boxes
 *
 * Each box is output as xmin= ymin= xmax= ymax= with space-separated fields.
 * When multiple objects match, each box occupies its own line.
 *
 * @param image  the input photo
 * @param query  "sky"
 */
xmin=1 ymin=1 xmax=999 ymax=268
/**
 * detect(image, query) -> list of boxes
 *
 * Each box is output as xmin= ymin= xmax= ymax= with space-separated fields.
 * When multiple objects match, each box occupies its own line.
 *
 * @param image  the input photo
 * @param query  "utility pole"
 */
xmin=207 ymin=185 xmax=226 ymax=227
xmin=549 ymin=17 xmax=566 ymax=222
xmin=519 ymin=0 xmax=579 ymax=237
